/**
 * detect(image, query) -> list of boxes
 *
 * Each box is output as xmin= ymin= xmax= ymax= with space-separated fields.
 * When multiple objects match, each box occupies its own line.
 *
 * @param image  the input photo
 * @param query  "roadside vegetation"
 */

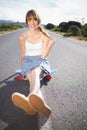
xmin=0 ymin=23 xmax=25 ymax=34
xmin=0 ymin=20 xmax=87 ymax=42
xmin=44 ymin=21 xmax=87 ymax=41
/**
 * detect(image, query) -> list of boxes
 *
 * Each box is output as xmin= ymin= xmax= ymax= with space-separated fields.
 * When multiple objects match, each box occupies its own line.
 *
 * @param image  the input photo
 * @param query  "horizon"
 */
xmin=0 ymin=19 xmax=86 ymax=26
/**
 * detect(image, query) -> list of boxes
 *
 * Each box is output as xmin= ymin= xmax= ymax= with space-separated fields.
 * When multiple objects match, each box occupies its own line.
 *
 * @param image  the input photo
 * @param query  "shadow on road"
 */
xmin=0 ymin=75 xmax=49 ymax=130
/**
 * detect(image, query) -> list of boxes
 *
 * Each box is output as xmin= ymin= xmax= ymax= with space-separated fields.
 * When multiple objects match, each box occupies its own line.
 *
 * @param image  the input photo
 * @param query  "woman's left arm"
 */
xmin=41 ymin=36 xmax=56 ymax=59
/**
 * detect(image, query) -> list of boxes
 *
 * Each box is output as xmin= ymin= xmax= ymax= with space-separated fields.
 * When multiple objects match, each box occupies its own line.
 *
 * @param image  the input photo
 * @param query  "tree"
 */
xmin=68 ymin=21 xmax=82 ymax=28
xmin=81 ymin=24 xmax=87 ymax=37
xmin=59 ymin=22 xmax=69 ymax=32
xmin=45 ymin=23 xmax=55 ymax=30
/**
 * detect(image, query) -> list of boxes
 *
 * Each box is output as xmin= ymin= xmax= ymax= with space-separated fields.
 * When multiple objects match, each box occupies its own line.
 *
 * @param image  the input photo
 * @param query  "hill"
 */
xmin=0 ymin=20 xmax=26 ymax=26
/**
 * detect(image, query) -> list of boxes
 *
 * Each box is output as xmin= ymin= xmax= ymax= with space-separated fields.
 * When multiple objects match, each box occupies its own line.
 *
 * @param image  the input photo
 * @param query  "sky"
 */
xmin=0 ymin=0 xmax=87 ymax=25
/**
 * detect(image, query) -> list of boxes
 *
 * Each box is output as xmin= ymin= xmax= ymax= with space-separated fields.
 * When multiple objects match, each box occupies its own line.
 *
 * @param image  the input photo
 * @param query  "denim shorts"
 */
xmin=21 ymin=55 xmax=51 ymax=77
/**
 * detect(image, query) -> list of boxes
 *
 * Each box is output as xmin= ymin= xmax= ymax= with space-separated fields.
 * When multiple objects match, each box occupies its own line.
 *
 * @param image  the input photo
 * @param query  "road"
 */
xmin=0 ymin=28 xmax=87 ymax=130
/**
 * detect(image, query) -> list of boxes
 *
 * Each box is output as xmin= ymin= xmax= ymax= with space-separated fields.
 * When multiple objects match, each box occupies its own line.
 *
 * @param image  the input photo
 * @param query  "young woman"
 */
xmin=12 ymin=9 xmax=56 ymax=117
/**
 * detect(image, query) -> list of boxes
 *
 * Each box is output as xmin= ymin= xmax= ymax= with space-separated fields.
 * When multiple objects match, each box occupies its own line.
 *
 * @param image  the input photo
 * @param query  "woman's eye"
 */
xmin=28 ymin=18 xmax=32 ymax=21
xmin=34 ymin=18 xmax=37 ymax=21
xmin=28 ymin=17 xmax=37 ymax=21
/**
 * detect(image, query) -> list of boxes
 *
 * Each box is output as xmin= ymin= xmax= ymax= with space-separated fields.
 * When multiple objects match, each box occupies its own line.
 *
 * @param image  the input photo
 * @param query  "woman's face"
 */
xmin=27 ymin=16 xmax=39 ymax=30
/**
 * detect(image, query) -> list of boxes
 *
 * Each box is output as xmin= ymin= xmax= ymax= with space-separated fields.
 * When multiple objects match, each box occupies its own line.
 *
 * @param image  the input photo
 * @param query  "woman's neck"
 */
xmin=26 ymin=28 xmax=42 ymax=43
xmin=28 ymin=28 xmax=39 ymax=36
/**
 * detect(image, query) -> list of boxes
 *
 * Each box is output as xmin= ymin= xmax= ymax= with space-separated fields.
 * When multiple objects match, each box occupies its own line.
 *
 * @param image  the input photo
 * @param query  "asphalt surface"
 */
xmin=0 ymin=28 xmax=87 ymax=130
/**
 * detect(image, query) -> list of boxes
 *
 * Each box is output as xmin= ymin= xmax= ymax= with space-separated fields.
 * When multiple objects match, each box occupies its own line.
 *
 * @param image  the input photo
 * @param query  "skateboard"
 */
xmin=16 ymin=68 xmax=57 ymax=81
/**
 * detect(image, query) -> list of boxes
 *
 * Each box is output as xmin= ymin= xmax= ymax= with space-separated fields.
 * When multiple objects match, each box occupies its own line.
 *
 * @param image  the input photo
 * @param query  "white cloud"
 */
xmin=0 ymin=0 xmax=87 ymax=25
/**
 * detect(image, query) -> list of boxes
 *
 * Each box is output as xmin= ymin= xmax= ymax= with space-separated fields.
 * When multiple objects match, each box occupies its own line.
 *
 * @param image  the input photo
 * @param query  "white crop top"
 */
xmin=25 ymin=40 xmax=43 ymax=56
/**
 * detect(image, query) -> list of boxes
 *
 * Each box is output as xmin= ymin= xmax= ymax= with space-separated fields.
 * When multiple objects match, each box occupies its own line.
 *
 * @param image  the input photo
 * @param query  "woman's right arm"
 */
xmin=19 ymin=35 xmax=26 ymax=68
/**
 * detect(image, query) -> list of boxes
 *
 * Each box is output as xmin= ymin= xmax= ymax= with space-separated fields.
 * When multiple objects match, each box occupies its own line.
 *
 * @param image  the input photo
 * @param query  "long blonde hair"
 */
xmin=38 ymin=26 xmax=50 ymax=38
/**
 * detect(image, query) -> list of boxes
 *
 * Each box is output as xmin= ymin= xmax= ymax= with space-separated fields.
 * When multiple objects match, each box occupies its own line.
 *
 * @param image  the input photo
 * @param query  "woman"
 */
xmin=12 ymin=9 xmax=55 ymax=117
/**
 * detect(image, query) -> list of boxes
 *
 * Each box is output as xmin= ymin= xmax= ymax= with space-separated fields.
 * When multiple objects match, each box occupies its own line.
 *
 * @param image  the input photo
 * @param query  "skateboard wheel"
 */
xmin=17 ymin=74 xmax=23 ymax=80
xmin=45 ymin=75 xmax=52 ymax=81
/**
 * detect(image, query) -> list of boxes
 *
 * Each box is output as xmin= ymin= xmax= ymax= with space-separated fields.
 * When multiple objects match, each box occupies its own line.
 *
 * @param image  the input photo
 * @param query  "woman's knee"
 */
xmin=34 ymin=68 xmax=42 ymax=76
xmin=26 ymin=72 xmax=32 ymax=80
xmin=26 ymin=68 xmax=42 ymax=80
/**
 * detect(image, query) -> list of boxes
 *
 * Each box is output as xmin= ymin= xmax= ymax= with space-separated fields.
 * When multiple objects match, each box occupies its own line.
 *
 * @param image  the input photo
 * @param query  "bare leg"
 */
xmin=11 ymin=68 xmax=43 ymax=115
xmin=26 ymin=68 xmax=52 ymax=116
xmin=26 ymin=67 xmax=43 ymax=99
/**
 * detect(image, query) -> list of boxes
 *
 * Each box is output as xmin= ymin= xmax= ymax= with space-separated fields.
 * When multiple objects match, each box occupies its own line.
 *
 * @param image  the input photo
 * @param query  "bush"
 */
xmin=52 ymin=26 xmax=61 ymax=31
xmin=68 ymin=25 xmax=82 ymax=36
xmin=81 ymin=24 xmax=87 ymax=37
xmin=0 ymin=23 xmax=23 ymax=31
